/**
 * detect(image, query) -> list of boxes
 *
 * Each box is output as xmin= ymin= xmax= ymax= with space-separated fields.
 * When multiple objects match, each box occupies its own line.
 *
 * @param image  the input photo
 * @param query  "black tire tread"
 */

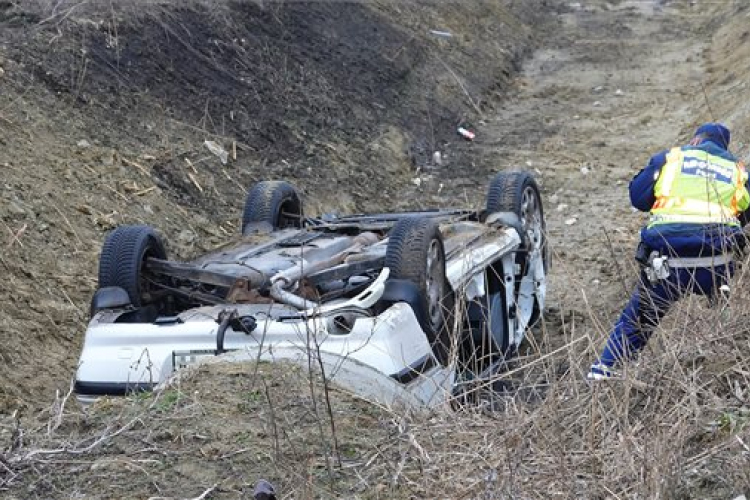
xmin=98 ymin=225 xmax=167 ymax=307
xmin=385 ymin=217 xmax=449 ymax=356
xmin=242 ymin=180 xmax=302 ymax=234
xmin=384 ymin=217 xmax=440 ymax=289
xmin=486 ymin=171 xmax=534 ymax=215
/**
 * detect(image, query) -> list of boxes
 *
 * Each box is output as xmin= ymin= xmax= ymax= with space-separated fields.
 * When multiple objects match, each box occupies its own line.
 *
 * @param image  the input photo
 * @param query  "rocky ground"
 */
xmin=2 ymin=0 xmax=750 ymax=498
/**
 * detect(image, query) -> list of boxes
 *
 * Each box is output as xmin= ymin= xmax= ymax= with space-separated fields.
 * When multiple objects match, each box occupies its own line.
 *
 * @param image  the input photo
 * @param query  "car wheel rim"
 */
xmin=425 ymin=239 xmax=444 ymax=330
xmin=521 ymin=186 xmax=543 ymax=254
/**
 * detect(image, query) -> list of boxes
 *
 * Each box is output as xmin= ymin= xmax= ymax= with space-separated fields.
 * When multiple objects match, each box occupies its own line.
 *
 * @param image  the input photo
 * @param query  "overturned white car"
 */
xmin=74 ymin=171 xmax=548 ymax=408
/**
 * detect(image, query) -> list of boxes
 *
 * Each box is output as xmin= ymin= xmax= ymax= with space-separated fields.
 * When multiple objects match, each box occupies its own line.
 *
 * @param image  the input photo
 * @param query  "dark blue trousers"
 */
xmin=598 ymin=264 xmax=731 ymax=367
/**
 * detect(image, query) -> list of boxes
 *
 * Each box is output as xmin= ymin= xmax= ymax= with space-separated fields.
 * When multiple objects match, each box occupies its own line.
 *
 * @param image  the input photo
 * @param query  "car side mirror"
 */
xmin=90 ymin=286 xmax=133 ymax=316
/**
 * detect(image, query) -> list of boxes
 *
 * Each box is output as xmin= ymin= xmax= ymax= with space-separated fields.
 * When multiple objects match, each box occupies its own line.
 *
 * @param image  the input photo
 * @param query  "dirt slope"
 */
xmin=3 ymin=0 xmax=750 ymax=498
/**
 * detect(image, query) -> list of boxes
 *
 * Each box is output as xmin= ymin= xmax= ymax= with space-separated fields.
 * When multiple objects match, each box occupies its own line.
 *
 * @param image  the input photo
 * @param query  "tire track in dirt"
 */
xmin=464 ymin=0 xmax=713 ymax=355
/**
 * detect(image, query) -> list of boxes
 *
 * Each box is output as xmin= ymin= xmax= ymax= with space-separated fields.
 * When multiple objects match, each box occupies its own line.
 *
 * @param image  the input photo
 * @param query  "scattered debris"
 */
xmin=94 ymin=212 xmax=118 ymax=230
xmin=580 ymin=166 xmax=590 ymax=175
xmin=177 ymin=229 xmax=198 ymax=246
xmin=615 ymin=88 xmax=624 ymax=96
xmin=204 ymin=140 xmax=228 ymax=164
xmin=411 ymin=177 xmax=422 ymax=187
xmin=134 ymin=186 xmax=157 ymax=196
xmin=253 ymin=479 xmax=277 ymax=500
xmin=7 ymin=200 xmax=27 ymax=216
xmin=593 ymin=101 xmax=602 ymax=107
xmin=432 ymin=151 xmax=443 ymax=166
xmin=5 ymin=223 xmax=27 ymax=248
xmin=77 ymin=139 xmax=91 ymax=148
xmin=593 ymin=85 xmax=604 ymax=92
xmin=100 ymin=149 xmax=116 ymax=166
xmin=0 ymin=67 xmax=4 ymax=77
xmin=564 ymin=217 xmax=578 ymax=225
xmin=556 ymin=203 xmax=568 ymax=212
xmin=457 ymin=126 xmax=476 ymax=141
xmin=429 ymin=29 xmax=453 ymax=38
xmin=187 ymin=484 xmax=218 ymax=500
xmin=122 ymin=157 xmax=151 ymax=177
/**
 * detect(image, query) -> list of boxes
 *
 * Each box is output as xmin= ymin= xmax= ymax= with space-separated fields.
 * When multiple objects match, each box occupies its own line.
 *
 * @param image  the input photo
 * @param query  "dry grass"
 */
xmin=2 ymin=1 xmax=750 ymax=499
xmin=2 ymin=256 xmax=750 ymax=499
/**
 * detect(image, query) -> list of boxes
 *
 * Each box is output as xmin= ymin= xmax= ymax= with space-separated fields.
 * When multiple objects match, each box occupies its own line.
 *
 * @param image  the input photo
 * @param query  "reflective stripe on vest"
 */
xmin=648 ymin=147 xmax=748 ymax=228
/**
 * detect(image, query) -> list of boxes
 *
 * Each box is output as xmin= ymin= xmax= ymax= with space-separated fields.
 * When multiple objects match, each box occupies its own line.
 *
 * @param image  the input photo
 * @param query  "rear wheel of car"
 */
xmin=242 ymin=180 xmax=303 ymax=234
xmin=98 ymin=225 xmax=167 ymax=308
xmin=486 ymin=170 xmax=548 ymax=328
xmin=385 ymin=217 xmax=451 ymax=362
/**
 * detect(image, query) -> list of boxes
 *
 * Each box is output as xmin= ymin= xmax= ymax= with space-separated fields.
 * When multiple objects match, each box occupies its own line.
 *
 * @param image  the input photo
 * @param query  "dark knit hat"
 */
xmin=694 ymin=122 xmax=731 ymax=150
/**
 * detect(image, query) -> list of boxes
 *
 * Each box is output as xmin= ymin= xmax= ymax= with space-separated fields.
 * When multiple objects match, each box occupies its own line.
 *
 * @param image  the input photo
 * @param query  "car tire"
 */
xmin=486 ymin=170 xmax=548 ymax=327
xmin=98 ymin=225 xmax=167 ymax=308
xmin=242 ymin=180 xmax=303 ymax=234
xmin=385 ymin=217 xmax=452 ymax=362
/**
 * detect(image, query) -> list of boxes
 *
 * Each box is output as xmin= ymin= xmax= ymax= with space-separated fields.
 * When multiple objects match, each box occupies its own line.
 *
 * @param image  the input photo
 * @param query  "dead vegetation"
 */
xmin=3 ymin=0 xmax=750 ymax=498
xmin=2 ymin=258 xmax=750 ymax=499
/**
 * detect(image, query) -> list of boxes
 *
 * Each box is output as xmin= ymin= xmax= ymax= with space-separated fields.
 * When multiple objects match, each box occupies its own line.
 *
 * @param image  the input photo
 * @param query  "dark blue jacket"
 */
xmin=630 ymin=140 xmax=749 ymax=257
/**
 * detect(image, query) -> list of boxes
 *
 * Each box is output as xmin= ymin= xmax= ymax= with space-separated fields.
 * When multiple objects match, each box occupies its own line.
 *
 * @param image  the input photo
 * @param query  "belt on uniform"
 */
xmin=666 ymin=253 xmax=733 ymax=268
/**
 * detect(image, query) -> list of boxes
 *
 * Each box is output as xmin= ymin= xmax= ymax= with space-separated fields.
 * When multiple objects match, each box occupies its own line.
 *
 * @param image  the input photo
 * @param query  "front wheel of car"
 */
xmin=242 ymin=180 xmax=303 ymax=234
xmin=486 ymin=171 xmax=548 ymax=328
xmin=385 ymin=217 xmax=452 ymax=363
xmin=98 ymin=225 xmax=167 ymax=308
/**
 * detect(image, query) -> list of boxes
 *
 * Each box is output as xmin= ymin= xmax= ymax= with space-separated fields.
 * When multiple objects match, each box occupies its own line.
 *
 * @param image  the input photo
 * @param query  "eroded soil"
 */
xmin=2 ymin=0 xmax=750 ymax=498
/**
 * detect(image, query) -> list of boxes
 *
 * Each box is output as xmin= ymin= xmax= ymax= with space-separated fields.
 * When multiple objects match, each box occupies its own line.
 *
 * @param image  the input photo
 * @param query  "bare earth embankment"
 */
xmin=2 ymin=0 xmax=750 ymax=499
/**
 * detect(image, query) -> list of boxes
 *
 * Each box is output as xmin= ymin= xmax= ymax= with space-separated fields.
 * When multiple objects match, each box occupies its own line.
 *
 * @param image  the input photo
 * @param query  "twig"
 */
xmin=737 ymin=435 xmax=750 ymax=454
xmin=435 ymin=54 xmax=484 ymax=118
xmin=123 ymin=157 xmax=151 ymax=177
xmin=602 ymin=226 xmax=632 ymax=298
xmin=218 ymin=448 xmax=251 ymax=460
xmin=48 ymin=284 xmax=83 ymax=316
xmin=134 ymin=186 xmax=157 ymax=196
xmin=188 ymin=484 xmax=218 ymax=500
xmin=52 ymin=206 xmax=83 ymax=246
xmin=15 ymin=413 xmax=143 ymax=461
xmin=36 ymin=1 xmax=87 ymax=27
xmin=104 ymin=184 xmax=129 ymax=201
xmin=700 ymin=82 xmax=716 ymax=121
xmin=185 ymin=158 xmax=199 ymax=174
xmin=187 ymin=173 xmax=203 ymax=193
xmin=314 ymin=333 xmax=342 ymax=468
xmin=5 ymin=223 xmax=27 ymax=249
xmin=262 ymin=379 xmax=281 ymax=462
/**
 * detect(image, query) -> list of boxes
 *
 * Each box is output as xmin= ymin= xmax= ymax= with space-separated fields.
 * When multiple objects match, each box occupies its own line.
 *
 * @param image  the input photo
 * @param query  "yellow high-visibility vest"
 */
xmin=649 ymin=147 xmax=749 ymax=228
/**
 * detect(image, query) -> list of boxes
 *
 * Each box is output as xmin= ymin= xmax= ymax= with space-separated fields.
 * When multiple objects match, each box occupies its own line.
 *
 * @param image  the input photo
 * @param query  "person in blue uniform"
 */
xmin=588 ymin=123 xmax=750 ymax=379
